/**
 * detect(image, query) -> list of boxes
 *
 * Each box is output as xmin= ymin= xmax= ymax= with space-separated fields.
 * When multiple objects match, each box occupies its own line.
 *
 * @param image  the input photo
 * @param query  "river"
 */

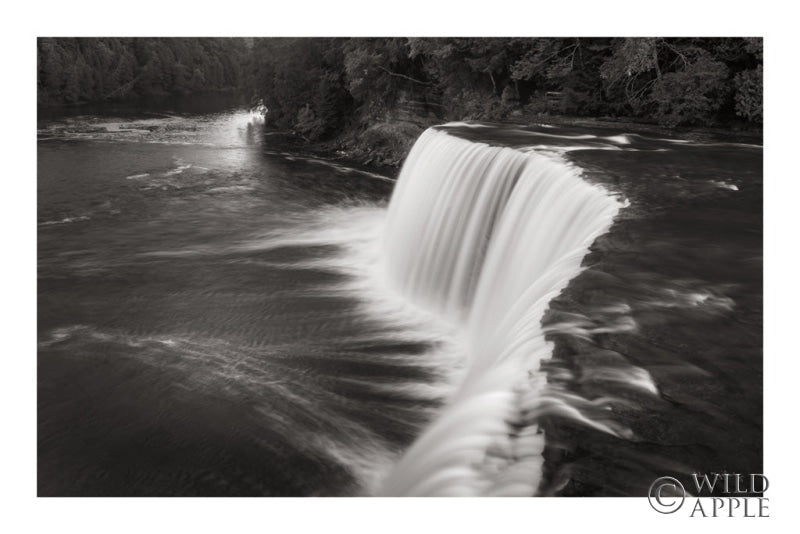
xmin=37 ymin=97 xmax=762 ymax=496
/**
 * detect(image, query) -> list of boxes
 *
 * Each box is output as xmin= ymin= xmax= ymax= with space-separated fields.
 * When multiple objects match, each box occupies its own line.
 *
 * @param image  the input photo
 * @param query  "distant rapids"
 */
xmin=378 ymin=128 xmax=626 ymax=496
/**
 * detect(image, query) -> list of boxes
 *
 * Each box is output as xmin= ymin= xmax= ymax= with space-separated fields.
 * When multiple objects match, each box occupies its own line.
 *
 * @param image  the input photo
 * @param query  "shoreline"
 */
xmin=284 ymin=114 xmax=763 ymax=171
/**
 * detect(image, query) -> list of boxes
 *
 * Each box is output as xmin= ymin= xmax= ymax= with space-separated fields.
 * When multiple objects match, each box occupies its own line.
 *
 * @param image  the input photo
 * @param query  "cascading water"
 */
xmin=38 ymin=100 xmax=763 ymax=498
xmin=378 ymin=128 xmax=626 ymax=496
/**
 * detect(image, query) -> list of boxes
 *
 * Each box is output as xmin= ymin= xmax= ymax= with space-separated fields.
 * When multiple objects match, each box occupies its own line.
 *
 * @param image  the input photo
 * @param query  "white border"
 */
xmin=4 ymin=1 xmax=796 ymax=532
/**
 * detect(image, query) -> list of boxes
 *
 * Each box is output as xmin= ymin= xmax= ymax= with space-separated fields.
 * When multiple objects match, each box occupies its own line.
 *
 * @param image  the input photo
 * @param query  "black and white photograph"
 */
xmin=36 ymin=33 xmax=764 ymax=497
xmin=5 ymin=0 xmax=796 ymax=531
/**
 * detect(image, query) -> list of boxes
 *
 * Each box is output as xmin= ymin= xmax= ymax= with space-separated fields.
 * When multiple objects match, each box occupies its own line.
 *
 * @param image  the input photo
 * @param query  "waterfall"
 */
xmin=378 ymin=128 xmax=624 ymax=496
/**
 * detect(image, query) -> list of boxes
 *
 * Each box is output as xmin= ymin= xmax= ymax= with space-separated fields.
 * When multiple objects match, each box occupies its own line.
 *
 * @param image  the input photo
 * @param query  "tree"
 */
xmin=37 ymin=38 xmax=248 ymax=104
xmin=734 ymin=65 xmax=763 ymax=123
xmin=650 ymin=51 xmax=730 ymax=126
xmin=38 ymin=38 xmax=763 ymax=131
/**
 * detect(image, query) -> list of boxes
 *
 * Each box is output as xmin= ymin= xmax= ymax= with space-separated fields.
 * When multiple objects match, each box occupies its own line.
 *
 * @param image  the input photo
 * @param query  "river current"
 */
xmin=37 ymin=98 xmax=762 ymax=496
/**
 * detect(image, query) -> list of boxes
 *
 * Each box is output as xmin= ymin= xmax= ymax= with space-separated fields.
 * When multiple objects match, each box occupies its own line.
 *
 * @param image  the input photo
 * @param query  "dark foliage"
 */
xmin=244 ymin=37 xmax=762 ymax=138
xmin=37 ymin=38 xmax=247 ymax=104
xmin=39 ymin=37 xmax=763 ymax=133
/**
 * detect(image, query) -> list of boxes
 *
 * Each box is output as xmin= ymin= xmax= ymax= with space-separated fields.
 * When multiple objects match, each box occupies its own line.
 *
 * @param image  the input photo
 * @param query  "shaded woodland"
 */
xmin=39 ymin=37 xmax=763 ymax=162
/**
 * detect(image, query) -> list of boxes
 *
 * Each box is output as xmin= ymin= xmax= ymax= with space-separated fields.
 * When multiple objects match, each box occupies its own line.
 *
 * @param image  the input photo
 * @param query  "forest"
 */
xmin=37 ymin=38 xmax=248 ymax=104
xmin=38 ymin=37 xmax=763 ymax=163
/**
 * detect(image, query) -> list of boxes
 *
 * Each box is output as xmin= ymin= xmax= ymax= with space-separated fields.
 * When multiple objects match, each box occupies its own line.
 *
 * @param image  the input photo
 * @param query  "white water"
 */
xmin=378 ymin=128 xmax=626 ymax=496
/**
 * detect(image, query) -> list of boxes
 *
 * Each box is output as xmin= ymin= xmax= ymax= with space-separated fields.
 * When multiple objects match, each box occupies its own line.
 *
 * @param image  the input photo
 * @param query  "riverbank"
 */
xmin=38 ymin=94 xmax=761 ymax=170
xmin=293 ymin=112 xmax=763 ymax=170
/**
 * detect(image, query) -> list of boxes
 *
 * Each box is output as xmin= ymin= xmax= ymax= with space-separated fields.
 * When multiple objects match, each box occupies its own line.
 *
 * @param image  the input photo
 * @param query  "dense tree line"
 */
xmin=247 ymin=37 xmax=762 ymax=137
xmin=37 ymin=38 xmax=247 ymax=104
xmin=38 ymin=38 xmax=762 ymax=133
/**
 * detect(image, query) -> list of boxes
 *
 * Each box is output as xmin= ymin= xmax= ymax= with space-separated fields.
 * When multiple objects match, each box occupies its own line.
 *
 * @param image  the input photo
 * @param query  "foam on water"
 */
xmin=38 ymin=215 xmax=91 ymax=226
xmin=709 ymin=180 xmax=739 ymax=191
